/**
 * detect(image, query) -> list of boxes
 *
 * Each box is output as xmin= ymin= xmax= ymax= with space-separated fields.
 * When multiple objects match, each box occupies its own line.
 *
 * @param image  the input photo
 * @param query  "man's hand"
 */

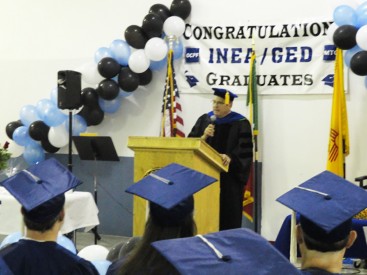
xmin=201 ymin=124 xmax=215 ymax=140
xmin=220 ymin=154 xmax=231 ymax=166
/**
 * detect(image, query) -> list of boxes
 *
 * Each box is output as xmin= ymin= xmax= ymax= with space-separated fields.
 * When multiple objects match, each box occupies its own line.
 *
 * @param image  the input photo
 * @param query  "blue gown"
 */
xmin=0 ymin=239 xmax=98 ymax=275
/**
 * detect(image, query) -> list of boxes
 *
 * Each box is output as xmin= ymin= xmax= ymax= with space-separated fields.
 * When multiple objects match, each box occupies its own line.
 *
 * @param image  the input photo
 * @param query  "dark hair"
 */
xmin=300 ymin=216 xmax=351 ymax=252
xmin=117 ymin=214 xmax=197 ymax=275
xmin=22 ymin=210 xmax=61 ymax=233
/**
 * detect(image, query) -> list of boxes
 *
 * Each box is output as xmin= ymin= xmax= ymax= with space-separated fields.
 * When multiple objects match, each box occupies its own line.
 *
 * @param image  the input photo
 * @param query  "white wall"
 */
xmin=1 ymin=0 xmax=367 ymax=240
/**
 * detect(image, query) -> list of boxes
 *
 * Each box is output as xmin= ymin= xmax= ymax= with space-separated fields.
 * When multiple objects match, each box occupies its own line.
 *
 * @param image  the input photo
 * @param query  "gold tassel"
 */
xmin=224 ymin=91 xmax=230 ymax=104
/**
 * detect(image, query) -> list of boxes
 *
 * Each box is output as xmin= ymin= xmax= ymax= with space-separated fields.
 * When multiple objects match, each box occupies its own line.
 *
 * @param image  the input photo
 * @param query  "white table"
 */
xmin=0 ymin=188 xmax=99 ymax=235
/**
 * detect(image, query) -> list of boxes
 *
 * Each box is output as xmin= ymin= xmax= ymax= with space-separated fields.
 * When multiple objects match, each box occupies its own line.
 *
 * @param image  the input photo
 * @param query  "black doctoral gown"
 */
xmin=188 ymin=112 xmax=253 ymax=230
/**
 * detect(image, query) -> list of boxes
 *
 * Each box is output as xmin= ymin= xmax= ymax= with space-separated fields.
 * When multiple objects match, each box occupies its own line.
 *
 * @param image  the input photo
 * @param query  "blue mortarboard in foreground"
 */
xmin=1 ymin=158 xmax=82 ymax=222
xmin=126 ymin=163 xmax=217 ymax=210
xmin=152 ymin=228 xmax=301 ymax=275
xmin=126 ymin=163 xmax=217 ymax=226
xmin=212 ymin=88 xmax=238 ymax=103
xmin=276 ymin=171 xmax=367 ymax=241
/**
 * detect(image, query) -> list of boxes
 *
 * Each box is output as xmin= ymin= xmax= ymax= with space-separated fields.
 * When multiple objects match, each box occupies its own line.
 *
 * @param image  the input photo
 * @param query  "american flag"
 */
xmin=160 ymin=49 xmax=185 ymax=137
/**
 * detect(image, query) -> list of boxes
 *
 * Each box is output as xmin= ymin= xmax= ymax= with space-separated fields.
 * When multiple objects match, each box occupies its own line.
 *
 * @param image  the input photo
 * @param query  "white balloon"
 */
xmin=145 ymin=38 xmax=168 ymax=61
xmin=327 ymin=23 xmax=338 ymax=43
xmin=77 ymin=62 xmax=104 ymax=85
xmin=48 ymin=125 xmax=69 ymax=148
xmin=356 ymin=25 xmax=367 ymax=50
xmin=78 ymin=245 xmax=109 ymax=261
xmin=128 ymin=50 xmax=150 ymax=73
xmin=163 ymin=16 xmax=185 ymax=37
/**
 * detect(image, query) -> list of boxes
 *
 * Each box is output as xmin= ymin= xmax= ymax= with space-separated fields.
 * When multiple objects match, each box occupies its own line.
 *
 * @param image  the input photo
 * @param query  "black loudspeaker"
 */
xmin=57 ymin=70 xmax=82 ymax=110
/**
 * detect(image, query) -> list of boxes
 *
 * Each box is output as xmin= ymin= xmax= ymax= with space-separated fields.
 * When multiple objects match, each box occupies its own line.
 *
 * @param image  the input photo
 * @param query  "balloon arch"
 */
xmin=5 ymin=0 xmax=191 ymax=165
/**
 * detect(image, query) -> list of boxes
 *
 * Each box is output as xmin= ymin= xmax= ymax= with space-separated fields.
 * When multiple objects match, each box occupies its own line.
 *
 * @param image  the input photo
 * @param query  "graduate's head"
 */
xmin=125 ymin=163 xmax=217 ymax=235
xmin=212 ymin=88 xmax=237 ymax=118
xmin=276 ymin=171 xmax=367 ymax=253
xmin=1 ymin=158 xmax=82 ymax=233
xmin=151 ymin=228 xmax=302 ymax=275
xmin=21 ymin=194 xmax=65 ymax=232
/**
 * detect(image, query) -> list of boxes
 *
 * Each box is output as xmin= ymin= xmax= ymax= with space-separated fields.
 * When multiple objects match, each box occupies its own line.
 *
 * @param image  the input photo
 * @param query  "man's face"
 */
xmin=212 ymin=96 xmax=232 ymax=118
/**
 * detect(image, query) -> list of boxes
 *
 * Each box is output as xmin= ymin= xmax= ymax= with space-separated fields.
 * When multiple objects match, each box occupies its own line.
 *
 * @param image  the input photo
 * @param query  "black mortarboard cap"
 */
xmin=125 ymin=163 xmax=217 ymax=226
xmin=152 ymin=228 xmax=302 ymax=275
xmin=1 ymin=158 xmax=82 ymax=222
xmin=212 ymin=88 xmax=237 ymax=104
xmin=276 ymin=170 xmax=367 ymax=242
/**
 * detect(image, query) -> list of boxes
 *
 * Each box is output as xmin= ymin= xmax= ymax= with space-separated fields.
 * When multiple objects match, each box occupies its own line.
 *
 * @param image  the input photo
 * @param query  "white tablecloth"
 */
xmin=0 ymin=188 xmax=99 ymax=234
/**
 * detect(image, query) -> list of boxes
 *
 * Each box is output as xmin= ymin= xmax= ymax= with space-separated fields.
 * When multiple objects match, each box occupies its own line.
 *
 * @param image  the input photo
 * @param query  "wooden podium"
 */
xmin=127 ymin=136 xmax=228 ymax=236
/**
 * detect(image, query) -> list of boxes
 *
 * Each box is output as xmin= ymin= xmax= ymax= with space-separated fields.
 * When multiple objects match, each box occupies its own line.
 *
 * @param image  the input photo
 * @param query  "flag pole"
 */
xmin=251 ymin=39 xmax=261 ymax=234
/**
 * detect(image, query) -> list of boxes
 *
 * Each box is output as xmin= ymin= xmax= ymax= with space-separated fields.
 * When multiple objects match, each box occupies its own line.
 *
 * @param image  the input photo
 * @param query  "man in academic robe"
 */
xmin=188 ymin=88 xmax=253 ymax=230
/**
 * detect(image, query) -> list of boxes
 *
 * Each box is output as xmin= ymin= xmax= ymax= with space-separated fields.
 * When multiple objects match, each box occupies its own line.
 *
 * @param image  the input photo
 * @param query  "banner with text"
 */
xmin=177 ymin=20 xmax=338 ymax=95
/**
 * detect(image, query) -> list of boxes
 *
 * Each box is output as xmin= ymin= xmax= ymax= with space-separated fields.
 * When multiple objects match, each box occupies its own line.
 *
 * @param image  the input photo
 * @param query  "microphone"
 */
xmin=210 ymin=115 xmax=216 ymax=124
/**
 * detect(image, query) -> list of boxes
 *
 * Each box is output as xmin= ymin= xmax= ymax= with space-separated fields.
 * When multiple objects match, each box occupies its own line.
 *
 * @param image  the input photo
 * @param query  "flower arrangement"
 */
xmin=0 ymin=142 xmax=11 ymax=171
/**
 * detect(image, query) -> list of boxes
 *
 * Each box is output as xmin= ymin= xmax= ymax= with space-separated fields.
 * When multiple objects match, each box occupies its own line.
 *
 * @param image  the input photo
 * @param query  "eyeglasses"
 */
xmin=212 ymin=100 xmax=225 ymax=106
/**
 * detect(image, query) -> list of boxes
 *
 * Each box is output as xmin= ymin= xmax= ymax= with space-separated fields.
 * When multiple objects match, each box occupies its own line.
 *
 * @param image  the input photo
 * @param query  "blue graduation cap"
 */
xmin=126 ymin=163 xmax=217 ymax=226
xmin=276 ymin=170 xmax=367 ymax=242
xmin=152 ymin=228 xmax=302 ymax=275
xmin=212 ymin=88 xmax=238 ymax=104
xmin=1 ymin=158 xmax=82 ymax=222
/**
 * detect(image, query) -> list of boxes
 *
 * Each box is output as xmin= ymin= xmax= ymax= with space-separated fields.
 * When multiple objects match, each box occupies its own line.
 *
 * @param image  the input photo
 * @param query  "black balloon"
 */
xmin=41 ymin=139 xmax=60 ymax=153
xmin=333 ymin=25 xmax=358 ymax=50
xmin=29 ymin=120 xmax=49 ymax=141
xmin=118 ymin=67 xmax=140 ymax=92
xmin=6 ymin=120 xmax=23 ymax=140
xmin=170 ymin=0 xmax=191 ymax=20
xmin=78 ymin=106 xmax=104 ymax=126
xmin=142 ymin=13 xmax=164 ymax=38
xmin=149 ymin=4 xmax=171 ymax=22
xmin=97 ymin=79 xmax=119 ymax=100
xmin=350 ymin=51 xmax=367 ymax=76
xmin=138 ymin=69 xmax=153 ymax=86
xmin=81 ymin=87 xmax=99 ymax=107
xmin=125 ymin=25 xmax=148 ymax=49
xmin=98 ymin=57 xmax=121 ymax=78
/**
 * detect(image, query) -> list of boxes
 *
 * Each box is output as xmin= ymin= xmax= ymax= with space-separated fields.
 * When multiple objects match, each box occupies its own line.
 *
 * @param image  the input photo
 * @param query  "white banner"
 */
xmin=176 ymin=20 xmax=338 ymax=95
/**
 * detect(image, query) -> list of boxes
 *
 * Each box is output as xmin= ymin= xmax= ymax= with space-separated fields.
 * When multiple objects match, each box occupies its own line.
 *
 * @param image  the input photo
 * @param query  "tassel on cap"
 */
xmin=224 ymin=91 xmax=230 ymax=104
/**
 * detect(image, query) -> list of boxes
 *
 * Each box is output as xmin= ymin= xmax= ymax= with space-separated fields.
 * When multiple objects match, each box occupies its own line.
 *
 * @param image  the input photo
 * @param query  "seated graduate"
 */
xmin=0 ymin=158 xmax=99 ymax=275
xmin=276 ymin=170 xmax=367 ymax=275
xmin=151 ymin=227 xmax=302 ymax=275
xmin=106 ymin=163 xmax=217 ymax=275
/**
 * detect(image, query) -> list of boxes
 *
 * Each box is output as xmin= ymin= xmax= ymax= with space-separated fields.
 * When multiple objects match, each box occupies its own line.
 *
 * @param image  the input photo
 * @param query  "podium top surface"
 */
xmin=127 ymin=136 xmax=227 ymax=172
xmin=73 ymin=136 xmax=119 ymax=161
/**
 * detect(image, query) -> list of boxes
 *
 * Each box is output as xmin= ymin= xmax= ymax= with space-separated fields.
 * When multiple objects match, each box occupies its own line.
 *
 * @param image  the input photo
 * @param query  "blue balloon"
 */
xmin=13 ymin=126 xmax=34 ymax=146
xmin=344 ymin=45 xmax=363 ymax=67
xmin=20 ymin=105 xmax=41 ymax=126
xmin=172 ymin=39 xmax=184 ymax=60
xmin=23 ymin=143 xmax=45 ymax=165
xmin=118 ymin=89 xmax=133 ymax=98
xmin=64 ymin=114 xmax=87 ymax=135
xmin=43 ymin=105 xmax=67 ymax=127
xmin=91 ymin=260 xmax=112 ymax=275
xmin=364 ymin=75 xmax=367 ymax=88
xmin=98 ymin=98 xmax=122 ymax=114
xmin=0 ymin=232 xmax=22 ymax=249
xmin=357 ymin=9 xmax=367 ymax=27
xmin=50 ymin=87 xmax=58 ymax=105
xmin=95 ymin=47 xmax=112 ymax=63
xmin=150 ymin=57 xmax=167 ymax=71
xmin=57 ymin=235 xmax=77 ymax=254
xmin=109 ymin=39 xmax=131 ymax=66
xmin=333 ymin=5 xmax=358 ymax=26
xmin=36 ymin=98 xmax=56 ymax=120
